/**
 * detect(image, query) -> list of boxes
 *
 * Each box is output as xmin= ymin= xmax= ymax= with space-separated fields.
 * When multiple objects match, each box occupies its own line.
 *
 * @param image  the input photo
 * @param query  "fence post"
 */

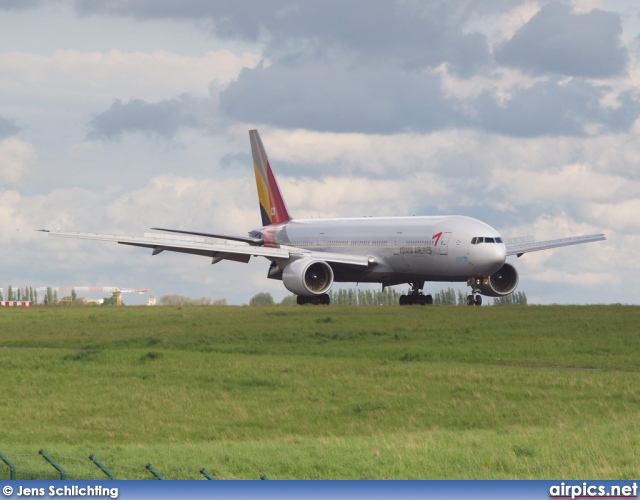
xmin=199 ymin=468 xmax=217 ymax=480
xmin=0 ymin=452 xmax=16 ymax=480
xmin=88 ymin=455 xmax=116 ymax=480
xmin=145 ymin=463 xmax=164 ymax=480
xmin=200 ymin=467 xmax=216 ymax=481
xmin=38 ymin=449 xmax=66 ymax=480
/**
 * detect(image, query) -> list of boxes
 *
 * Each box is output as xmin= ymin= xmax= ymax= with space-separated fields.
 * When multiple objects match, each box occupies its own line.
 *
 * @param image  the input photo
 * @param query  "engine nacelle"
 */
xmin=476 ymin=262 xmax=519 ymax=297
xmin=282 ymin=258 xmax=334 ymax=296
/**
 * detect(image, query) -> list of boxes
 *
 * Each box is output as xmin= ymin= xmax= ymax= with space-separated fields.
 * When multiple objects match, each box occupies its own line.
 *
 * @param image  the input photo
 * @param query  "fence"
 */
xmin=0 ymin=450 xmax=269 ymax=480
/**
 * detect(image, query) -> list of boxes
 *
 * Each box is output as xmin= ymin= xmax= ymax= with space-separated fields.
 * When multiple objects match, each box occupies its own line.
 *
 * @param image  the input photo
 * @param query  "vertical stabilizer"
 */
xmin=249 ymin=129 xmax=292 ymax=226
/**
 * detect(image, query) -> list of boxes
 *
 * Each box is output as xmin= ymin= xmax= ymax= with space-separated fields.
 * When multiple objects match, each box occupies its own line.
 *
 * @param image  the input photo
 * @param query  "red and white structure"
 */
xmin=0 ymin=287 xmax=147 ymax=306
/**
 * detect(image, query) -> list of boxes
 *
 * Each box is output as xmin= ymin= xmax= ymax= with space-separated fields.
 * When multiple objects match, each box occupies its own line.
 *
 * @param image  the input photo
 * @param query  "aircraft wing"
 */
xmin=151 ymin=227 xmax=263 ymax=245
xmin=506 ymin=233 xmax=606 ymax=257
xmin=43 ymin=230 xmax=371 ymax=267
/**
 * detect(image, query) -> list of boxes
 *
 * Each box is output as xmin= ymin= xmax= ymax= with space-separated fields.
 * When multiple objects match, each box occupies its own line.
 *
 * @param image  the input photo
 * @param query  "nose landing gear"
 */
xmin=466 ymin=293 xmax=482 ymax=306
xmin=466 ymin=278 xmax=483 ymax=306
xmin=399 ymin=282 xmax=433 ymax=306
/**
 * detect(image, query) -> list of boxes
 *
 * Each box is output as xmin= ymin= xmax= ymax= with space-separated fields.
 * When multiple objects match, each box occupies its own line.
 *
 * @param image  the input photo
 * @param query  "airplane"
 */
xmin=44 ymin=130 xmax=606 ymax=306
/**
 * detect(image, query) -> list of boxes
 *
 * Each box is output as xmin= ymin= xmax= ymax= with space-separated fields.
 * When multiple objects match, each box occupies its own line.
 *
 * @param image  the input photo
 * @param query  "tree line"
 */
xmin=1 ymin=286 xmax=40 ymax=304
xmin=429 ymin=288 xmax=528 ymax=305
xmin=1 ymin=286 xmax=115 ymax=306
xmin=1 ymin=285 xmax=527 ymax=307
xmin=1 ymin=289 xmax=230 ymax=306
xmin=492 ymin=291 xmax=528 ymax=305
xmin=158 ymin=295 xmax=227 ymax=306
xmin=248 ymin=288 xmax=528 ymax=306
xmin=249 ymin=288 xmax=406 ymax=306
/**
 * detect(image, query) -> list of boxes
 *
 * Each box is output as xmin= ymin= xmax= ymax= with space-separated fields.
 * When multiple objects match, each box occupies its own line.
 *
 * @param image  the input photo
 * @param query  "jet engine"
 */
xmin=282 ymin=258 xmax=334 ymax=296
xmin=476 ymin=262 xmax=519 ymax=297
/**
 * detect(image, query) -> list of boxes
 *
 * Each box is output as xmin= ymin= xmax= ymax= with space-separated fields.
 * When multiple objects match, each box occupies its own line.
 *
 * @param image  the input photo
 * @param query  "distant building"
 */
xmin=147 ymin=293 xmax=156 ymax=306
xmin=85 ymin=298 xmax=105 ymax=305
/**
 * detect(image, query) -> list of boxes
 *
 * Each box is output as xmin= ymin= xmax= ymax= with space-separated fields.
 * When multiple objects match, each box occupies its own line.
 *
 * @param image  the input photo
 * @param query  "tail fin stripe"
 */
xmin=253 ymin=162 xmax=272 ymax=227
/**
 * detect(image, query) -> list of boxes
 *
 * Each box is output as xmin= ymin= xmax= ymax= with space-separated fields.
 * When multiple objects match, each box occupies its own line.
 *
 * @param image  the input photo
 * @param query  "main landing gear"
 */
xmin=297 ymin=294 xmax=330 ymax=305
xmin=399 ymin=282 xmax=433 ymax=306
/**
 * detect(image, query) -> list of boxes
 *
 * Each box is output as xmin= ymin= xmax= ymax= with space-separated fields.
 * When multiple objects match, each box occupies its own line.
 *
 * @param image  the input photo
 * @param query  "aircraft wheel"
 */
xmin=426 ymin=294 xmax=433 ymax=305
xmin=297 ymin=294 xmax=330 ymax=305
xmin=474 ymin=295 xmax=482 ymax=306
xmin=399 ymin=295 xmax=408 ymax=306
xmin=467 ymin=295 xmax=474 ymax=306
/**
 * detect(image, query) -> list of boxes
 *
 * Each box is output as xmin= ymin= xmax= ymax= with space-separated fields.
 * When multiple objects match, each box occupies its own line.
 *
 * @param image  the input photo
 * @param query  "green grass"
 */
xmin=0 ymin=305 xmax=639 ymax=479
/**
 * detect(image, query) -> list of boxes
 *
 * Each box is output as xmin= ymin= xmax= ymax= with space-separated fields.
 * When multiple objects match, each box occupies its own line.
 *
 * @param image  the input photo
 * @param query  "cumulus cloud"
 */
xmin=494 ymin=2 xmax=628 ymax=77
xmin=0 ymin=137 xmax=35 ymax=186
xmin=489 ymin=163 xmax=632 ymax=209
xmin=0 ymin=190 xmax=25 ymax=238
xmin=0 ymin=115 xmax=19 ymax=139
xmin=220 ymin=58 xmax=463 ymax=134
xmin=588 ymin=199 xmax=640 ymax=233
xmin=0 ymin=0 xmax=46 ymax=11
xmin=76 ymin=0 xmax=498 ymax=74
xmin=0 ymin=49 xmax=260 ymax=104
xmin=221 ymin=60 xmax=639 ymax=137
xmin=474 ymin=79 xmax=640 ymax=137
xmin=71 ymin=1 xmax=640 ymax=139
xmin=101 ymin=173 xmax=258 ymax=233
xmin=87 ymin=95 xmax=215 ymax=140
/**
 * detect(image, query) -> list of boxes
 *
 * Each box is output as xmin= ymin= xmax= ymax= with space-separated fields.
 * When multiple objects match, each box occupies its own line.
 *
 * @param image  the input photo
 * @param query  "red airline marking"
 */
xmin=432 ymin=232 xmax=443 ymax=247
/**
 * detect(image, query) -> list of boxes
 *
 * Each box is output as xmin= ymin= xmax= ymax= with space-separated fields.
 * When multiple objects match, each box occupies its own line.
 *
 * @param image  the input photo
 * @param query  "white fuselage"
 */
xmin=260 ymin=215 xmax=507 ymax=286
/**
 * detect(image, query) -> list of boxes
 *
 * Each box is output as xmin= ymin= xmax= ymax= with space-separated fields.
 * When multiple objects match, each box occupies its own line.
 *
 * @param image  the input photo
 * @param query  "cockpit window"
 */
xmin=471 ymin=236 xmax=503 ymax=244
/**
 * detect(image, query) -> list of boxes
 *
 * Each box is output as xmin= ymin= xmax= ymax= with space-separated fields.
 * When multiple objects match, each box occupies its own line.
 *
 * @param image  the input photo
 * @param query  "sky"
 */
xmin=1 ymin=0 xmax=639 ymax=306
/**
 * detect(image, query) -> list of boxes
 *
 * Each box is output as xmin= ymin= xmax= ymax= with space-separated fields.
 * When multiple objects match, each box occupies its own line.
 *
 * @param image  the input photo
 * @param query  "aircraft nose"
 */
xmin=488 ymin=243 xmax=507 ymax=272
xmin=474 ymin=242 xmax=506 ymax=275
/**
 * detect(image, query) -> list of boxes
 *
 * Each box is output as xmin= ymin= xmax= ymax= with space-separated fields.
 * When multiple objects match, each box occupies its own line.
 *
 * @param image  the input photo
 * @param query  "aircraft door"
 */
xmin=439 ymin=232 xmax=452 ymax=255
xmin=317 ymin=232 xmax=324 ymax=247
xmin=394 ymin=232 xmax=402 ymax=255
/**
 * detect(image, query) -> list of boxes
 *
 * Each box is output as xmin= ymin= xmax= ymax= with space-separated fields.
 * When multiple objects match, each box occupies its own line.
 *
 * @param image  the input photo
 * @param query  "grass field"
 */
xmin=0 ymin=305 xmax=639 ymax=479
